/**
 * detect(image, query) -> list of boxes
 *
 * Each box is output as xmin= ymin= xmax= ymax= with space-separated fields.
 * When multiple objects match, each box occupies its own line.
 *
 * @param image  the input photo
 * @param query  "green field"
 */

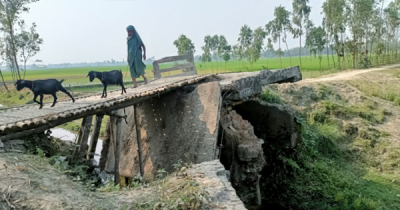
xmin=1 ymin=54 xmax=399 ymax=88
xmin=0 ymin=55 xmax=352 ymax=80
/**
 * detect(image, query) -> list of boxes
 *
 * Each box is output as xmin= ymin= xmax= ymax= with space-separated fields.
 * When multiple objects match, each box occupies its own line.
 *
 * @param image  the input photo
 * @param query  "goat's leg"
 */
xmin=60 ymin=87 xmax=75 ymax=102
xmin=39 ymin=94 xmax=44 ymax=109
xmin=104 ymin=84 xmax=108 ymax=98
xmin=101 ymin=85 xmax=106 ymax=98
xmin=33 ymin=93 xmax=40 ymax=105
xmin=51 ymin=93 xmax=57 ymax=107
xmin=121 ymin=82 xmax=127 ymax=94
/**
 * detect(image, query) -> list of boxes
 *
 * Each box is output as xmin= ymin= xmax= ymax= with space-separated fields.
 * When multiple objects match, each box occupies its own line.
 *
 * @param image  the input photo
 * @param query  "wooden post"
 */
xmin=78 ymin=115 xmax=93 ymax=158
xmin=87 ymin=114 xmax=104 ymax=160
xmin=114 ymin=116 xmax=122 ymax=185
xmin=256 ymin=174 xmax=261 ymax=205
xmin=73 ymin=116 xmax=93 ymax=159
xmin=134 ymin=104 xmax=145 ymax=177
xmin=153 ymin=62 xmax=161 ymax=79
xmin=99 ymin=119 xmax=111 ymax=170
xmin=73 ymin=118 xmax=85 ymax=157
xmin=187 ymin=54 xmax=197 ymax=75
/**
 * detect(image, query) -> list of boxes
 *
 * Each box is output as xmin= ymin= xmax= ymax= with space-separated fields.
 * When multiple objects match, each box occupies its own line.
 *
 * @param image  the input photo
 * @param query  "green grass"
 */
xmin=310 ymin=100 xmax=387 ymax=124
xmin=2 ymin=54 xmax=398 ymax=90
xmin=4 ymin=54 xmax=398 ymax=84
xmin=259 ymin=89 xmax=284 ymax=104
xmin=264 ymin=81 xmax=400 ymax=209
xmin=0 ymin=85 xmax=91 ymax=107
xmin=0 ymin=86 xmax=86 ymax=107
xmin=263 ymin=116 xmax=400 ymax=209
xmin=348 ymin=69 xmax=400 ymax=106
xmin=306 ymin=85 xmax=387 ymax=125
xmin=0 ymin=88 xmax=35 ymax=106
xmin=1 ymin=65 xmax=149 ymax=81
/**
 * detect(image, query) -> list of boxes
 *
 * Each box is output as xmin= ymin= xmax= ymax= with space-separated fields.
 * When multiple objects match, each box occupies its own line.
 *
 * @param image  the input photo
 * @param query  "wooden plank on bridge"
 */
xmin=159 ymin=63 xmax=193 ymax=73
xmin=0 ymin=75 xmax=210 ymax=139
xmin=153 ymin=54 xmax=196 ymax=79
xmin=155 ymin=54 xmax=192 ymax=63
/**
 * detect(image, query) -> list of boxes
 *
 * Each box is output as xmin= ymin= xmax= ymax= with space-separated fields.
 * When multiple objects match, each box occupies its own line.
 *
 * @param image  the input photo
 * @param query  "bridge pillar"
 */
xmin=114 ymin=114 xmax=122 ymax=185
xmin=134 ymin=104 xmax=144 ymax=177
xmin=73 ymin=115 xmax=93 ymax=159
xmin=87 ymin=114 xmax=104 ymax=160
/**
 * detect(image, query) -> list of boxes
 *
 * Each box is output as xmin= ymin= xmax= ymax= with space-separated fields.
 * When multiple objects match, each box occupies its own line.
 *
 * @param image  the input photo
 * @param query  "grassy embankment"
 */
xmin=259 ymin=69 xmax=400 ymax=209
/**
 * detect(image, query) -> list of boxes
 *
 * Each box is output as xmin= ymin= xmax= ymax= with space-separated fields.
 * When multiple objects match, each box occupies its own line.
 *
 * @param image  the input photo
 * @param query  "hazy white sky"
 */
xmin=20 ymin=0 xmax=391 ymax=64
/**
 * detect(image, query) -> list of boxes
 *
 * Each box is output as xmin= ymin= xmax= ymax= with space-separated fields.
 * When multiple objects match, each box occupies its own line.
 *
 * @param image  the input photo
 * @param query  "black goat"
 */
xmin=15 ymin=79 xmax=75 ymax=109
xmin=87 ymin=70 xmax=126 ymax=98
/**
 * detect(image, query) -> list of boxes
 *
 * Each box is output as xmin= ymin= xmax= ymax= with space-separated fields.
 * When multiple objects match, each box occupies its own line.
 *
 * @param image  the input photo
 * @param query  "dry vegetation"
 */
xmin=0 ymin=152 xmax=211 ymax=210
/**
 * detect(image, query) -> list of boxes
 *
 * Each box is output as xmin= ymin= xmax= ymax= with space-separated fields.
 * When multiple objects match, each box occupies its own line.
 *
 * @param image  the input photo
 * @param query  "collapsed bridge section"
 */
xmin=99 ymin=66 xmax=302 ymax=179
xmin=0 ymin=62 xmax=302 ymax=208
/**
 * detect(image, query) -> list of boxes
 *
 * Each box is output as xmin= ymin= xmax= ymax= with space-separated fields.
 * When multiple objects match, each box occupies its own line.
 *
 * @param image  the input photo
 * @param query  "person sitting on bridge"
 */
xmin=127 ymin=25 xmax=148 ymax=88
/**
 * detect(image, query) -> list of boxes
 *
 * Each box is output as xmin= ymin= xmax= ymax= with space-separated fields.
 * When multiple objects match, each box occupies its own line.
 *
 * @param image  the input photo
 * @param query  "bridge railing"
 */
xmin=152 ymin=54 xmax=197 ymax=79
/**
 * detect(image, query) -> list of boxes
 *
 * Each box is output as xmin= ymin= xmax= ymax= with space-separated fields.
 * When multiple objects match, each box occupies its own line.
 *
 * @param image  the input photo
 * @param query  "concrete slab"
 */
xmin=218 ymin=66 xmax=302 ymax=101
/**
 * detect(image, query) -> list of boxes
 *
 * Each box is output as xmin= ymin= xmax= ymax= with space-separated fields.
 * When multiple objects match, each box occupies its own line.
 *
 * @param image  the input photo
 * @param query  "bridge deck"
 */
xmin=0 ymin=66 xmax=303 ymax=141
xmin=0 ymin=74 xmax=210 ymax=137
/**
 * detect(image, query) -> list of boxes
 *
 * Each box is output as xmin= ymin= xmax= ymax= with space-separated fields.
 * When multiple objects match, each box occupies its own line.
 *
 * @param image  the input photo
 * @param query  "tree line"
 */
xmin=0 ymin=0 xmax=43 ymax=90
xmin=173 ymin=0 xmax=400 ymax=70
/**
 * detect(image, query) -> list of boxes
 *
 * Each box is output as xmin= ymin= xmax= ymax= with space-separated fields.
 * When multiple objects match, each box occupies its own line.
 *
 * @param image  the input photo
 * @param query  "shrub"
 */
xmin=394 ymin=97 xmax=400 ymax=106
xmin=260 ymin=89 xmax=284 ymax=104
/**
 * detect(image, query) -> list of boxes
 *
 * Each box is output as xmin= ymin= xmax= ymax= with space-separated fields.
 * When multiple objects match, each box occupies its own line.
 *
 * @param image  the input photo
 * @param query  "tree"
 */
xmin=266 ymin=6 xmax=291 ymax=68
xmin=346 ymin=0 xmax=376 ymax=68
xmin=322 ymin=0 xmax=347 ymax=70
xmin=231 ymin=45 xmax=240 ymax=60
xmin=238 ymin=25 xmax=253 ymax=69
xmin=305 ymin=26 xmax=327 ymax=70
xmin=292 ymin=0 xmax=311 ymax=68
xmin=368 ymin=1 xmax=384 ymax=62
xmin=173 ymin=34 xmax=195 ymax=55
xmin=0 ymin=0 xmax=39 ymax=80
xmin=218 ymin=35 xmax=228 ymax=63
xmin=222 ymin=45 xmax=231 ymax=69
xmin=210 ymin=35 xmax=219 ymax=70
xmin=218 ymin=36 xmax=231 ymax=69
xmin=384 ymin=1 xmax=400 ymax=58
xmin=249 ymin=27 xmax=266 ymax=67
xmin=280 ymin=7 xmax=293 ymax=66
xmin=201 ymin=35 xmax=213 ymax=68
xmin=0 ymin=39 xmax=8 ymax=91
xmin=321 ymin=17 xmax=334 ymax=69
xmin=17 ymin=21 xmax=43 ymax=78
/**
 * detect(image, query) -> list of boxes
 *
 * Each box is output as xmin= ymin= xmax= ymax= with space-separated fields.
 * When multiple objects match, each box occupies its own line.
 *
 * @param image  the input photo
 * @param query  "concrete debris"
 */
xmin=220 ymin=108 xmax=266 ymax=206
xmin=187 ymin=160 xmax=247 ymax=210
xmin=220 ymin=100 xmax=302 ymax=206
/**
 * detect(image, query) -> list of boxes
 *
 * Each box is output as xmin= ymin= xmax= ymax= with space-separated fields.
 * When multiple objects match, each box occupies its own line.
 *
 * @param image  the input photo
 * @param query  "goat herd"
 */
xmin=14 ymin=69 xmax=127 ymax=109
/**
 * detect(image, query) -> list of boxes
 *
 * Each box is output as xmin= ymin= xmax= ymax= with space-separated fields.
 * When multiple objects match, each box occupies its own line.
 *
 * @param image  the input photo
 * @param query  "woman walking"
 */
xmin=127 ymin=25 xmax=148 ymax=88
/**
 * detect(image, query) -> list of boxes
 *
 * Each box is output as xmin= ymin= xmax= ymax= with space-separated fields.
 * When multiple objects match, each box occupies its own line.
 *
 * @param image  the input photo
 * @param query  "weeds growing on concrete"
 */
xmin=259 ymin=89 xmax=284 ymax=104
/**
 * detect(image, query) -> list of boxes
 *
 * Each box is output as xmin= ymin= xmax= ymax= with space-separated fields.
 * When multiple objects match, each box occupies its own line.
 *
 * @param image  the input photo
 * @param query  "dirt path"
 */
xmin=301 ymin=64 xmax=400 ymax=83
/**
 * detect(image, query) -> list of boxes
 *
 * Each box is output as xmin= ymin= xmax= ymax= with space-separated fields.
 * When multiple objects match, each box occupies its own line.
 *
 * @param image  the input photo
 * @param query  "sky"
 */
xmin=19 ymin=0 xmax=392 ymax=65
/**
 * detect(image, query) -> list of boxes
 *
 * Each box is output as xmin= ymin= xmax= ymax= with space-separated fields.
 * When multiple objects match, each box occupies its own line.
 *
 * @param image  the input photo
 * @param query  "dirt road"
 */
xmin=301 ymin=64 xmax=400 ymax=83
